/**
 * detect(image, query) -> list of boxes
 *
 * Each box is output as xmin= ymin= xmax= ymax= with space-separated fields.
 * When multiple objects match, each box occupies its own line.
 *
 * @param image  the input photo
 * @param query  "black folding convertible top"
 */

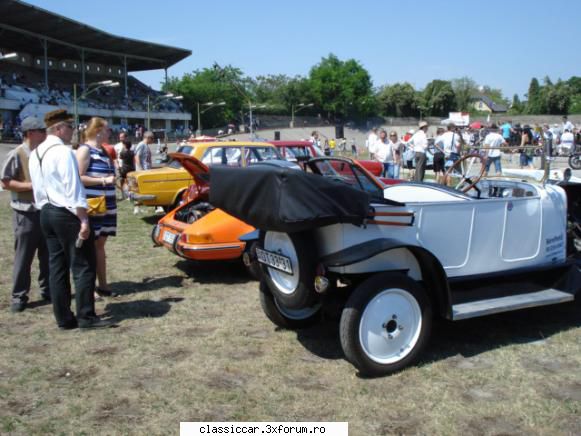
xmin=210 ymin=165 xmax=370 ymax=233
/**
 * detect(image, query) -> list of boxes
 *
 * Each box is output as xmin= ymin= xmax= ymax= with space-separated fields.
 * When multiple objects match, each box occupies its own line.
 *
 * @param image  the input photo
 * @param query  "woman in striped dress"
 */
xmin=75 ymin=117 xmax=118 ymax=298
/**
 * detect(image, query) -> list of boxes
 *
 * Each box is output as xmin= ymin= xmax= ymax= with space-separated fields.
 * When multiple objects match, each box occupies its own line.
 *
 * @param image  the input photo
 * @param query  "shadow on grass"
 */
xmin=175 ymin=259 xmax=255 ymax=285
xmin=140 ymin=215 xmax=163 ymax=225
xmin=103 ymin=297 xmax=184 ymax=323
xmin=292 ymin=299 xmax=581 ymax=374
xmin=111 ymin=275 xmax=185 ymax=296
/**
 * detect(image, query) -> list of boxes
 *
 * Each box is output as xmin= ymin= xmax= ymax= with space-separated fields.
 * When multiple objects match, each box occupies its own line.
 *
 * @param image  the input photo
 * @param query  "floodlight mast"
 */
xmin=146 ymin=93 xmax=183 ymax=130
xmin=73 ymin=81 xmax=120 ymax=127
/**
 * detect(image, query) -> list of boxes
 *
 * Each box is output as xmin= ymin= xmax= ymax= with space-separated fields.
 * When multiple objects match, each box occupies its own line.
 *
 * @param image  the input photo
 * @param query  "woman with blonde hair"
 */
xmin=75 ymin=117 xmax=118 ymax=298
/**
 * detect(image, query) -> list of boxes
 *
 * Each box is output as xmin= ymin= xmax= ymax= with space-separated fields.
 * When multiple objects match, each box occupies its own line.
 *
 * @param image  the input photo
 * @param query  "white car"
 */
xmin=210 ymin=156 xmax=581 ymax=376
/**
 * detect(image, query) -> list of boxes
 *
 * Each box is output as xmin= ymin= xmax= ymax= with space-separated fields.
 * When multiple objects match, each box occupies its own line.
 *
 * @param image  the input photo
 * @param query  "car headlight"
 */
xmin=128 ymin=177 xmax=137 ymax=191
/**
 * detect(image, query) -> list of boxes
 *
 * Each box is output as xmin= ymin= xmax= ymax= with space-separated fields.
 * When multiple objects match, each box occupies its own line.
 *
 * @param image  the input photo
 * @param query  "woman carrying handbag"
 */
xmin=75 ymin=117 xmax=119 ymax=299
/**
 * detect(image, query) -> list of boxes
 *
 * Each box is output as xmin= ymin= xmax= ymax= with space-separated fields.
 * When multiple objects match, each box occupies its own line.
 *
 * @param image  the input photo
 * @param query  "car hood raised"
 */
xmin=168 ymin=152 xmax=210 ymax=188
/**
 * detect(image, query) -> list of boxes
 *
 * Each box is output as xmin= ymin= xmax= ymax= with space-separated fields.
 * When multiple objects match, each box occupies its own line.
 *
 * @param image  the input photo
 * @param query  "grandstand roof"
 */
xmin=0 ymin=0 xmax=191 ymax=71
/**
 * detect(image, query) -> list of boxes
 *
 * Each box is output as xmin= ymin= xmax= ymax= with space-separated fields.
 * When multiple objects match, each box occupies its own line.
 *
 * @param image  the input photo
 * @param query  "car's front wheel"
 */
xmin=340 ymin=273 xmax=432 ymax=377
xmin=259 ymin=281 xmax=321 ymax=329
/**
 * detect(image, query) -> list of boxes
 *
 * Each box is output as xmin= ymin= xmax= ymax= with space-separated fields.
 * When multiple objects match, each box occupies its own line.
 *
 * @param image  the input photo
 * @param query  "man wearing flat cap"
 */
xmin=1 ymin=116 xmax=49 ymax=312
xmin=28 ymin=109 xmax=112 ymax=330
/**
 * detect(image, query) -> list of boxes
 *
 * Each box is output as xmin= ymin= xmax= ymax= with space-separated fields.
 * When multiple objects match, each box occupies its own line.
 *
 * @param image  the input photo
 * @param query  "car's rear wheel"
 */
xmin=340 ymin=273 xmax=432 ymax=377
xmin=261 ymin=231 xmax=318 ymax=310
xmin=259 ymin=281 xmax=321 ymax=329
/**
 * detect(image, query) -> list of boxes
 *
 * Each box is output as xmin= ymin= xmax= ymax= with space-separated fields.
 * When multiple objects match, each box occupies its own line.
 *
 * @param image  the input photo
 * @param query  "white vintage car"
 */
xmin=210 ymin=156 xmax=581 ymax=376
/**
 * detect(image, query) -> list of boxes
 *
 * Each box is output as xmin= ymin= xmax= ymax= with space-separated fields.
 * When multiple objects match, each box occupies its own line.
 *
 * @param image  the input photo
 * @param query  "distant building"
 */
xmin=472 ymin=96 xmax=508 ymax=113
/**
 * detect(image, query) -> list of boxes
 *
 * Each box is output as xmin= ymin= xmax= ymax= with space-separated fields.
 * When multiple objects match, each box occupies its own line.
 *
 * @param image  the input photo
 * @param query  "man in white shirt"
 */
xmin=483 ymin=124 xmax=507 ymax=175
xmin=134 ymin=131 xmax=154 ymax=171
xmin=559 ymin=129 xmax=575 ymax=155
xmin=409 ymin=121 xmax=429 ymax=181
xmin=29 ymin=109 xmax=112 ymax=330
xmin=366 ymin=128 xmax=378 ymax=160
xmin=562 ymin=115 xmax=574 ymax=134
xmin=435 ymin=123 xmax=462 ymax=170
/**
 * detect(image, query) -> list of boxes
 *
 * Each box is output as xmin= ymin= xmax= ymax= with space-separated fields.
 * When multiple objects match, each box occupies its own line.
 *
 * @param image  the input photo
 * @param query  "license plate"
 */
xmin=256 ymin=248 xmax=293 ymax=274
xmin=162 ymin=230 xmax=177 ymax=245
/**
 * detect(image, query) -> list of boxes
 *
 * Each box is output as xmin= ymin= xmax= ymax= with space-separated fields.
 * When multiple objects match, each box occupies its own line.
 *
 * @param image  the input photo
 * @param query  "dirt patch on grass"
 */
xmin=182 ymin=326 xmax=217 ymax=337
xmin=88 ymin=346 xmax=120 ymax=356
xmin=4 ymin=398 xmax=34 ymax=416
xmin=464 ymin=416 xmax=525 ymax=435
xmin=93 ymin=397 xmax=141 ymax=422
xmin=544 ymin=382 xmax=581 ymax=402
xmin=203 ymin=370 xmax=248 ymax=391
xmin=376 ymin=415 xmax=421 ymax=436
xmin=49 ymin=366 xmax=99 ymax=383
xmin=159 ymin=348 xmax=192 ymax=361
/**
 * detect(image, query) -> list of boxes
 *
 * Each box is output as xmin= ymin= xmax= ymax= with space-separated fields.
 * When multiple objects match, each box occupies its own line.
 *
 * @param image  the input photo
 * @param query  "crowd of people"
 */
xmin=0 ymin=109 xmax=162 ymax=330
xmin=359 ymin=115 xmax=578 ymax=182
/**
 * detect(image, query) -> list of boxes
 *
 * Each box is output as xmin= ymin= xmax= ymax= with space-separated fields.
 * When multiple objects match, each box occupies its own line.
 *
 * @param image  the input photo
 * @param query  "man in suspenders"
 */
xmin=1 ymin=116 xmax=49 ymax=312
xmin=29 ymin=109 xmax=113 ymax=330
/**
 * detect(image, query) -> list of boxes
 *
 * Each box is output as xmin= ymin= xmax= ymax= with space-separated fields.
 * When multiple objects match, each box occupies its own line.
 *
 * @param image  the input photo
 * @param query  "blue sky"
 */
xmin=22 ymin=0 xmax=581 ymax=100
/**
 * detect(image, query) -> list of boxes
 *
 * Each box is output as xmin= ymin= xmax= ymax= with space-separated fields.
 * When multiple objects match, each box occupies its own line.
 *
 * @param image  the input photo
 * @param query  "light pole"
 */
xmin=196 ymin=101 xmax=226 ymax=136
xmin=146 ymin=93 xmax=183 ymax=131
xmin=73 ymin=80 xmax=119 ymax=127
xmin=290 ymin=103 xmax=314 ymax=128
xmin=248 ymin=103 xmax=267 ymax=138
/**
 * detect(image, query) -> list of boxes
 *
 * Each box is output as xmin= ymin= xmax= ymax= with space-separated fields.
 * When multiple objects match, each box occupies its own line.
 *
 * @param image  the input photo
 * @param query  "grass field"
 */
xmin=0 ymin=192 xmax=580 ymax=435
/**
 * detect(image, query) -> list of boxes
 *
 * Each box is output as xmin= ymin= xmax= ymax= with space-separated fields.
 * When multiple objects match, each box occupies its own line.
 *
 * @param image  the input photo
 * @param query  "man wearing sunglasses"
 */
xmin=1 ymin=116 xmax=49 ymax=312
xmin=29 ymin=109 xmax=113 ymax=330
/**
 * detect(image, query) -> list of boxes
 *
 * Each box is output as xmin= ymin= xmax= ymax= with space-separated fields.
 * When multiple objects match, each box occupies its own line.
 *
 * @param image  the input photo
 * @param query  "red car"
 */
xmin=269 ymin=140 xmax=384 ymax=179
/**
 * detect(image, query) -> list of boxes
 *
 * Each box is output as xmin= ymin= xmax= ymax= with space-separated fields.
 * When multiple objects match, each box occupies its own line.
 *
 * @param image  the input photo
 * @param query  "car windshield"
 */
xmin=246 ymin=146 xmax=282 ymax=164
xmin=283 ymin=146 xmax=310 ymax=160
xmin=167 ymin=145 xmax=195 ymax=169
xmin=308 ymin=159 xmax=386 ymax=203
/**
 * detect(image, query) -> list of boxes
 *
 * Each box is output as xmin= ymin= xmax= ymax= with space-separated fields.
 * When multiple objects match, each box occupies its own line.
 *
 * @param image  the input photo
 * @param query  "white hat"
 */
xmin=408 ymin=129 xmax=415 ymax=134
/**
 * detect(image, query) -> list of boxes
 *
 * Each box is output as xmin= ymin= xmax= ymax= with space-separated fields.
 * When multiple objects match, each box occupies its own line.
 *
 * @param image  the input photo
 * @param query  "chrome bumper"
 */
xmin=129 ymin=192 xmax=157 ymax=202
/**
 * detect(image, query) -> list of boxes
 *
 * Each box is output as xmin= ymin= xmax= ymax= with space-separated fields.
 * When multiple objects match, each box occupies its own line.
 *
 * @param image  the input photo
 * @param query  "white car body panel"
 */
xmin=315 ymin=180 xmax=568 ymax=279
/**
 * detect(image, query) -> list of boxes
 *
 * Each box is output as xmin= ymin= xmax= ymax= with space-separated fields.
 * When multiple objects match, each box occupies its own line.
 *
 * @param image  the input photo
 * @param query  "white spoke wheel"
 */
xmin=259 ymin=281 xmax=321 ymax=329
xmin=340 ymin=273 xmax=432 ymax=377
xmin=262 ymin=231 xmax=318 ymax=309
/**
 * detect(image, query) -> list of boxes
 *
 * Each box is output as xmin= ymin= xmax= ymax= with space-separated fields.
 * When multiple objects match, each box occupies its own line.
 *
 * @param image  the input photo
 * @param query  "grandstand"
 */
xmin=0 ymin=0 xmax=192 ymax=140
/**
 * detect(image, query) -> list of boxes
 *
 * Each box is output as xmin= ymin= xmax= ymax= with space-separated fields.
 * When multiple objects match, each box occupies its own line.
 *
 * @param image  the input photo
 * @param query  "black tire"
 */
xmin=261 ymin=231 xmax=318 ymax=310
xmin=244 ymin=241 xmax=262 ymax=280
xmin=569 ymin=154 xmax=581 ymax=170
xmin=259 ymin=280 xmax=321 ymax=329
xmin=340 ymin=273 xmax=432 ymax=377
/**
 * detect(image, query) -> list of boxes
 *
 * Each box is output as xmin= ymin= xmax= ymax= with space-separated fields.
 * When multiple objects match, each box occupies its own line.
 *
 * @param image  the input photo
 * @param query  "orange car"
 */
xmin=152 ymin=154 xmax=300 ymax=276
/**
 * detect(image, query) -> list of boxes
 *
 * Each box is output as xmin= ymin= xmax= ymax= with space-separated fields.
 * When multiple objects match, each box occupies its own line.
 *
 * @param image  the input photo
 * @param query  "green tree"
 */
xmin=308 ymin=54 xmax=374 ymax=120
xmin=163 ymin=65 xmax=249 ymax=130
xmin=567 ymin=76 xmax=581 ymax=95
xmin=421 ymin=80 xmax=456 ymax=117
xmin=542 ymin=80 xmax=571 ymax=115
xmin=376 ymin=83 xmax=419 ymax=117
xmin=509 ymin=94 xmax=524 ymax=114
xmin=451 ymin=77 xmax=478 ymax=111
xmin=525 ymin=77 xmax=543 ymax=114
